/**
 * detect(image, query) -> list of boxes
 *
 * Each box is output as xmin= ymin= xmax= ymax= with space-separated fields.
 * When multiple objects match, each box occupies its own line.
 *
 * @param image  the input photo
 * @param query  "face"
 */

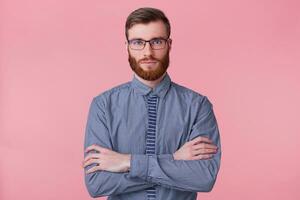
xmin=126 ymin=20 xmax=172 ymax=81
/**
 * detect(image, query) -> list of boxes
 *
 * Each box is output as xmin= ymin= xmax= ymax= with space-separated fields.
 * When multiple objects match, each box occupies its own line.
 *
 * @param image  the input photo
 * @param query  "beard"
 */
xmin=128 ymin=50 xmax=170 ymax=81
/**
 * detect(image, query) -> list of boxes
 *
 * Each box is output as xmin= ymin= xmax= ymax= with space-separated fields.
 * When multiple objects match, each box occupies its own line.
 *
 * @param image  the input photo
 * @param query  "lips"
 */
xmin=140 ymin=60 xmax=157 ymax=64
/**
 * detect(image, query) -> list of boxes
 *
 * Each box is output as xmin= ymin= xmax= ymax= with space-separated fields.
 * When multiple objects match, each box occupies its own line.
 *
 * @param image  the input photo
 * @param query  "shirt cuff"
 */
xmin=129 ymin=154 xmax=149 ymax=181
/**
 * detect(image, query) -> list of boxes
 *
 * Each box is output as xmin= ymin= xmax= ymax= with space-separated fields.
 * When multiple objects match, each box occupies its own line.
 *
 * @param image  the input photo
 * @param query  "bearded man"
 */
xmin=82 ymin=7 xmax=221 ymax=200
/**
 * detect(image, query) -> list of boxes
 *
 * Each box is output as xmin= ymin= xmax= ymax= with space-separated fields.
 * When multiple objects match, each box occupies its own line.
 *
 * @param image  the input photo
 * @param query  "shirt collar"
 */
xmin=131 ymin=72 xmax=172 ymax=99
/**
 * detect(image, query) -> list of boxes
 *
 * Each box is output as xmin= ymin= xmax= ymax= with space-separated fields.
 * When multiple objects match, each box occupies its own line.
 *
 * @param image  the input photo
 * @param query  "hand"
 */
xmin=173 ymin=136 xmax=218 ymax=160
xmin=82 ymin=144 xmax=131 ymax=174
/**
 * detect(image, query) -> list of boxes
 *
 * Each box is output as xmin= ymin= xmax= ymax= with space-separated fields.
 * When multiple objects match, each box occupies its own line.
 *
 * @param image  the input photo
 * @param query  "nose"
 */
xmin=142 ymin=42 xmax=153 ymax=56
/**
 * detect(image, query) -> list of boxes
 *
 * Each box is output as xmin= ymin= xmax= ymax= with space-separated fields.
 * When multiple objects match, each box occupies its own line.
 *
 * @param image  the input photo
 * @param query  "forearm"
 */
xmin=84 ymin=145 xmax=157 ymax=197
xmin=128 ymin=149 xmax=221 ymax=192
xmin=85 ymin=166 xmax=157 ymax=198
xmin=127 ymin=97 xmax=222 ymax=193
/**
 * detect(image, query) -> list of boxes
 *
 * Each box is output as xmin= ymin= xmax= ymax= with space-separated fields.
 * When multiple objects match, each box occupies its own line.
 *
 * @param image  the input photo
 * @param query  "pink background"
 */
xmin=1 ymin=0 xmax=300 ymax=199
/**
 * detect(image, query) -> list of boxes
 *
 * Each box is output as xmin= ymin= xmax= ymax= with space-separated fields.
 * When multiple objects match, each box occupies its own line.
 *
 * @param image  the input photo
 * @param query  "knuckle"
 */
xmin=186 ymin=141 xmax=192 ymax=147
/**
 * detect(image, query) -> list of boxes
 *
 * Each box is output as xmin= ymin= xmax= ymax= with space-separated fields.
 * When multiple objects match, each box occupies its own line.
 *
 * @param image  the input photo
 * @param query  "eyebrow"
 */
xmin=129 ymin=37 xmax=166 ymax=41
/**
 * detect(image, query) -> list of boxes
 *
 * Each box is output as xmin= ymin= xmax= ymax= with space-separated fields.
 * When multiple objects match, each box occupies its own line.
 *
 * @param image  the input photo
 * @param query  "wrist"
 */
xmin=173 ymin=152 xmax=177 ymax=160
xmin=124 ymin=154 xmax=131 ymax=172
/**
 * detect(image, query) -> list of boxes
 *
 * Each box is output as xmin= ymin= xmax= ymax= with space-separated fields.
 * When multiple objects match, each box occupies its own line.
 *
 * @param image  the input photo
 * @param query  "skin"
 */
xmin=127 ymin=20 xmax=171 ymax=84
xmin=82 ymin=20 xmax=218 ymax=174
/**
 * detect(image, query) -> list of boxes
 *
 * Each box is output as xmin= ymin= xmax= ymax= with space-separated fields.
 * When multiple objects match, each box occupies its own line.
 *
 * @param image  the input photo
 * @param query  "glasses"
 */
xmin=127 ymin=37 xmax=170 ymax=50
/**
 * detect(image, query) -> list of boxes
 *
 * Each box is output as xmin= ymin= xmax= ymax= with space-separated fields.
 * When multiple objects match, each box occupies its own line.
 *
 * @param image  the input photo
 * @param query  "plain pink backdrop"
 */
xmin=1 ymin=0 xmax=300 ymax=199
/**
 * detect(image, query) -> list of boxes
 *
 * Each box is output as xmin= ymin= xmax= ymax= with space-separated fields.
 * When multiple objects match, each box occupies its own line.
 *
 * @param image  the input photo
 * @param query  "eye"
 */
xmin=131 ymin=40 xmax=144 ymax=45
xmin=151 ymin=39 xmax=163 ymax=45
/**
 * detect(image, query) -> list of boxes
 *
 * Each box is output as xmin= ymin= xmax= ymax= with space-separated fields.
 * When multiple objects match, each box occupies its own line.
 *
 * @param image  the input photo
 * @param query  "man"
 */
xmin=82 ymin=7 xmax=221 ymax=200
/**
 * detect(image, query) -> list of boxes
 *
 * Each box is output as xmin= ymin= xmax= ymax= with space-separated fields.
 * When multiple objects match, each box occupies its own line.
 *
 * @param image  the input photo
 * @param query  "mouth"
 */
xmin=140 ymin=60 xmax=157 ymax=64
xmin=140 ymin=62 xmax=157 ymax=69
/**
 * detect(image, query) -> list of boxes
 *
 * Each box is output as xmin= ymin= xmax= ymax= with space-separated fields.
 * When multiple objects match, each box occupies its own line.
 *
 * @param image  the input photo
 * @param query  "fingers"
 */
xmin=83 ymin=153 xmax=100 ymax=163
xmin=82 ymin=152 xmax=101 ymax=168
xmin=193 ymin=148 xmax=217 ymax=156
xmin=191 ymin=154 xmax=213 ymax=160
xmin=85 ymin=165 xmax=102 ymax=174
xmin=192 ymin=142 xmax=218 ymax=150
xmin=190 ymin=136 xmax=213 ymax=145
xmin=83 ymin=158 xmax=99 ymax=168
xmin=83 ymin=145 xmax=108 ymax=173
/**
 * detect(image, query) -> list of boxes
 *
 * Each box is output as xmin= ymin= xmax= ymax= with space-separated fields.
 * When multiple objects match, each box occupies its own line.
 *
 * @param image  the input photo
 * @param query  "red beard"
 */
xmin=128 ymin=50 xmax=170 ymax=81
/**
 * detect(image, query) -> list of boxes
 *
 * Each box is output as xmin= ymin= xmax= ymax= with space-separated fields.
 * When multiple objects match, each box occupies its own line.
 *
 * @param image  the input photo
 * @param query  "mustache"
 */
xmin=139 ymin=56 xmax=159 ymax=63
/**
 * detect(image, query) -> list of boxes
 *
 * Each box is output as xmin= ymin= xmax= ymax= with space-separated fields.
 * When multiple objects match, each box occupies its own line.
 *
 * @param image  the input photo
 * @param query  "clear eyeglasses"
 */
xmin=127 ymin=37 xmax=170 ymax=50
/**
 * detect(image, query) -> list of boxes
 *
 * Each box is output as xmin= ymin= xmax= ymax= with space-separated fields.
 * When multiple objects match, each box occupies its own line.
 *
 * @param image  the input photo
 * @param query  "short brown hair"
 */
xmin=125 ymin=7 xmax=171 ymax=40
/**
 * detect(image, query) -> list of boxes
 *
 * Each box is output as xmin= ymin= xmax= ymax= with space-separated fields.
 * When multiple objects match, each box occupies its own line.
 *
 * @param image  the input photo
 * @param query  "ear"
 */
xmin=125 ymin=40 xmax=128 ymax=51
xmin=168 ymin=38 xmax=172 ymax=51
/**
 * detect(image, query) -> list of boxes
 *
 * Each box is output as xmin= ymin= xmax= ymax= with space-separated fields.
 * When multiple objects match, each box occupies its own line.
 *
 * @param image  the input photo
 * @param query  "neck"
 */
xmin=134 ymin=72 xmax=167 ymax=89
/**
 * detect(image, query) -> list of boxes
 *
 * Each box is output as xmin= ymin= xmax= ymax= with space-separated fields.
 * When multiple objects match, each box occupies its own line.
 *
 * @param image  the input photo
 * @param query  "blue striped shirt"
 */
xmin=84 ymin=72 xmax=221 ymax=200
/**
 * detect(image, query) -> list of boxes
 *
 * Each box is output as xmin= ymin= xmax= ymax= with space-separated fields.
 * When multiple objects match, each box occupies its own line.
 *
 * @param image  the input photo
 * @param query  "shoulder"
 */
xmin=170 ymin=82 xmax=214 ymax=119
xmin=171 ymin=81 xmax=212 ymax=106
xmin=92 ymin=81 xmax=131 ymax=106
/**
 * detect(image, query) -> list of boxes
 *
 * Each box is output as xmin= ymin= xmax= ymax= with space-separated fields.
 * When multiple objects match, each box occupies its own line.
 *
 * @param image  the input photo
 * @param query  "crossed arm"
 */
xmin=83 ymin=96 xmax=221 ymax=198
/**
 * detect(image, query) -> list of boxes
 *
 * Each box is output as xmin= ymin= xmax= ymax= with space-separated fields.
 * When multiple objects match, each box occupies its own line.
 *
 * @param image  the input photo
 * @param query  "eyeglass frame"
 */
xmin=126 ymin=37 xmax=171 ymax=50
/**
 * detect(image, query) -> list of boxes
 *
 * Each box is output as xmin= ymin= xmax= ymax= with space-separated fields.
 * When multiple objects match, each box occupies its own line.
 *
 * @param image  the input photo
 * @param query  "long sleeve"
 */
xmin=128 ymin=96 xmax=221 ymax=192
xmin=83 ymin=97 xmax=156 ymax=198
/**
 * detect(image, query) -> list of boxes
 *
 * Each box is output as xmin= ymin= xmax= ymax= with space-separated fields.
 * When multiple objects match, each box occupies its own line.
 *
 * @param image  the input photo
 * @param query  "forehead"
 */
xmin=127 ymin=20 xmax=168 ymax=40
